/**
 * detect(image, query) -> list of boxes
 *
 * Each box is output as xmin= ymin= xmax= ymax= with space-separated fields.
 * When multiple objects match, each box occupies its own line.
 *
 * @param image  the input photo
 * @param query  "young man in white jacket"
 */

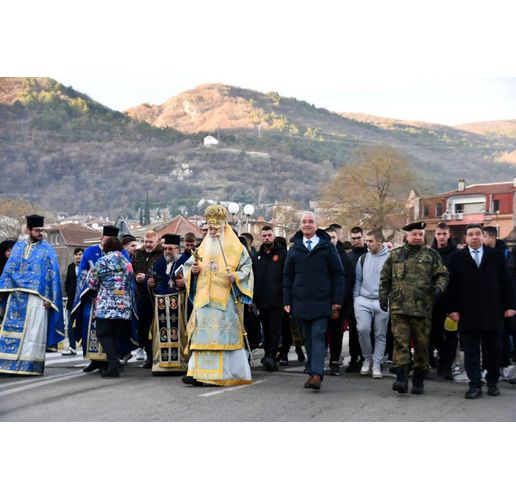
xmin=353 ymin=230 xmax=390 ymax=378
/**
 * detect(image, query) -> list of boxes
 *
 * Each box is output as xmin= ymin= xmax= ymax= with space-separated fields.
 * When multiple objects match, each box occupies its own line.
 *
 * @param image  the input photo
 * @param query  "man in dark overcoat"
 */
xmin=283 ymin=211 xmax=344 ymax=390
xmin=447 ymin=223 xmax=515 ymax=399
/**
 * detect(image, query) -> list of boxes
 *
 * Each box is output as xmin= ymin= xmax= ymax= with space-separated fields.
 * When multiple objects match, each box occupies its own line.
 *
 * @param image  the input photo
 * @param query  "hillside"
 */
xmin=454 ymin=120 xmax=516 ymax=139
xmin=1 ymin=78 xmax=515 ymax=217
xmin=127 ymin=83 xmax=516 ymax=186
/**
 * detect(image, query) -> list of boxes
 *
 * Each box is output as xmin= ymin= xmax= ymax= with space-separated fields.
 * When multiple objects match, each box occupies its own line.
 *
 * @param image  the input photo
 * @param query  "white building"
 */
xmin=203 ymin=135 xmax=219 ymax=146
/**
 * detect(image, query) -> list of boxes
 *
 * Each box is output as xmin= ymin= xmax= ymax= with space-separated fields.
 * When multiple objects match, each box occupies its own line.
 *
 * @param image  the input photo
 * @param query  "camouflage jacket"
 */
xmin=379 ymin=244 xmax=449 ymax=318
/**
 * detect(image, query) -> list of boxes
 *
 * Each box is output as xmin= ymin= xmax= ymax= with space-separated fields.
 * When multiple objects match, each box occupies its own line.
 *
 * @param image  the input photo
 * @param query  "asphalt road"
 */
xmin=1 ymin=350 xmax=515 ymax=421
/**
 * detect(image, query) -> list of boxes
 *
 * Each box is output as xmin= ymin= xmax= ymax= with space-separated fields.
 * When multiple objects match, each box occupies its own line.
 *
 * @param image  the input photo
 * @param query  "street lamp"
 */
xmin=227 ymin=202 xmax=254 ymax=234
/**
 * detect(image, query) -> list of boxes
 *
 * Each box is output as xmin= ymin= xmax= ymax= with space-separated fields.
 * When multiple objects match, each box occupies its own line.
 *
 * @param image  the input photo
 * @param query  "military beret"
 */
xmin=402 ymin=221 xmax=426 ymax=231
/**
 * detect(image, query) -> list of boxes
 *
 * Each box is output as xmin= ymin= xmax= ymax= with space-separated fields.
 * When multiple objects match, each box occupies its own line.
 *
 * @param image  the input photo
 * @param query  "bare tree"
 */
xmin=320 ymin=145 xmax=417 ymax=230
xmin=0 ymin=198 xmax=36 ymax=240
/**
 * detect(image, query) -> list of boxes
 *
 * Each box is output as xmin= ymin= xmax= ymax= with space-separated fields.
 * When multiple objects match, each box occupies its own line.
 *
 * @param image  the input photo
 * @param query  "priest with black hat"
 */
xmin=148 ymin=233 xmax=191 ymax=374
xmin=379 ymin=221 xmax=449 ymax=395
xmin=0 ymin=215 xmax=64 ymax=375
xmin=71 ymin=225 xmax=136 ymax=373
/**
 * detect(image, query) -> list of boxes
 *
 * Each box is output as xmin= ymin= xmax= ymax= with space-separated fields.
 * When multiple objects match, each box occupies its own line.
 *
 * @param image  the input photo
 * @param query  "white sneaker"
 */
xmin=372 ymin=364 xmax=382 ymax=378
xmin=500 ymin=367 xmax=511 ymax=380
xmin=61 ymin=347 xmax=77 ymax=356
xmin=360 ymin=359 xmax=372 ymax=375
xmin=135 ymin=348 xmax=145 ymax=360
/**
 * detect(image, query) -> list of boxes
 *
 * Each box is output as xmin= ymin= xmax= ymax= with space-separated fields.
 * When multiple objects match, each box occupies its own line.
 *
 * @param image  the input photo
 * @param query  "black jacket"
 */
xmin=447 ymin=245 xmax=515 ymax=333
xmin=132 ymin=245 xmax=163 ymax=296
xmin=347 ymin=244 xmax=368 ymax=269
xmin=252 ymin=241 xmax=287 ymax=310
xmin=431 ymin=238 xmax=460 ymax=311
xmin=338 ymin=246 xmax=355 ymax=307
xmin=283 ymin=229 xmax=345 ymax=321
xmin=64 ymin=262 xmax=78 ymax=311
xmin=431 ymin=238 xmax=460 ymax=268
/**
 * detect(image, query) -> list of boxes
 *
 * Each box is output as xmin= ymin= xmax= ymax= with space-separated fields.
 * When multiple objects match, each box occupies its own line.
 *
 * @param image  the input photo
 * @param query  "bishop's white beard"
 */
xmin=204 ymin=226 xmax=225 ymax=261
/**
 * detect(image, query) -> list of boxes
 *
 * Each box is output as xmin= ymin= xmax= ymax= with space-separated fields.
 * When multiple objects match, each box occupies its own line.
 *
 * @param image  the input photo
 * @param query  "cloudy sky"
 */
xmin=3 ymin=0 xmax=515 ymax=125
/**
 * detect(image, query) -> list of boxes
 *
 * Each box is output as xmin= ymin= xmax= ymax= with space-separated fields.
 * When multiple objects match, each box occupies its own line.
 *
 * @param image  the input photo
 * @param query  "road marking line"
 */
xmin=46 ymin=357 xmax=88 ymax=366
xmin=0 ymin=370 xmax=85 ymax=397
xmin=198 ymin=379 xmax=266 ymax=397
xmin=0 ymin=370 xmax=85 ymax=389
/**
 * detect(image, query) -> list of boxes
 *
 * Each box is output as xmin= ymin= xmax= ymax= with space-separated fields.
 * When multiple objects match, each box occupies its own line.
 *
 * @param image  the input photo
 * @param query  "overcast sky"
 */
xmin=2 ymin=0 xmax=515 ymax=125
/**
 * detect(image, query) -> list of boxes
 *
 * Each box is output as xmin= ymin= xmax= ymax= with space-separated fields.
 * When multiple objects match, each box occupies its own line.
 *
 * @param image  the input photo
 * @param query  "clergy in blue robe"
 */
xmin=0 ymin=215 xmax=64 ymax=375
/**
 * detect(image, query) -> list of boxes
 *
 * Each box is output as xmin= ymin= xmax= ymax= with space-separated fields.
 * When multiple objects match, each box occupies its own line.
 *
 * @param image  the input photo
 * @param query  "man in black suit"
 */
xmin=447 ymin=224 xmax=515 ymax=399
xmin=61 ymin=247 xmax=84 ymax=356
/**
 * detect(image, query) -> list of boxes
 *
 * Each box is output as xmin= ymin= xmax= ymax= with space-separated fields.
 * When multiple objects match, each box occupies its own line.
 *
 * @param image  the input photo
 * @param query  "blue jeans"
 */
xmin=299 ymin=317 xmax=328 ymax=378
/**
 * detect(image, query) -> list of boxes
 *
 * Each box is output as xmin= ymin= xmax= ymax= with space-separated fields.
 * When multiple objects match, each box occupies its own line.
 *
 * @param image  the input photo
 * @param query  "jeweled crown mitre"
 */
xmin=205 ymin=204 xmax=228 ymax=227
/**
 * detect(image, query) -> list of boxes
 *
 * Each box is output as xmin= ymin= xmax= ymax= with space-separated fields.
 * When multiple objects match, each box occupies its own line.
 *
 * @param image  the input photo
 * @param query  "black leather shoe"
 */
xmin=83 ymin=361 xmax=101 ymax=373
xmin=487 ymin=384 xmax=500 ymax=396
xmin=329 ymin=363 xmax=340 ymax=376
xmin=182 ymin=376 xmax=203 ymax=387
xmin=262 ymin=357 xmax=276 ymax=372
xmin=278 ymin=355 xmax=289 ymax=366
xmin=345 ymin=359 xmax=362 ymax=373
xmin=295 ymin=346 xmax=306 ymax=362
xmin=100 ymin=367 xmax=120 ymax=378
xmin=465 ymin=386 xmax=482 ymax=399
xmin=141 ymin=359 xmax=152 ymax=369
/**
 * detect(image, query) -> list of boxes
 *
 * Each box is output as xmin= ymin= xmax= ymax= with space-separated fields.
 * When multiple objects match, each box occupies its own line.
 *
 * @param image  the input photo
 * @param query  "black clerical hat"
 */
xmin=102 ymin=225 xmax=119 ymax=237
xmin=26 ymin=214 xmax=44 ymax=229
xmin=402 ymin=221 xmax=426 ymax=231
xmin=162 ymin=233 xmax=180 ymax=245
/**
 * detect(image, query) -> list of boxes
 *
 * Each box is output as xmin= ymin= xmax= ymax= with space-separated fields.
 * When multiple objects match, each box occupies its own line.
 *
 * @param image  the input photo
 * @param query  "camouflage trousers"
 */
xmin=391 ymin=314 xmax=431 ymax=370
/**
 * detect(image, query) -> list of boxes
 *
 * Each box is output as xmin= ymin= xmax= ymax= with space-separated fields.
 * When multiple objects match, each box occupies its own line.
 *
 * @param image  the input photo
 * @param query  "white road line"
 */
xmin=198 ymin=379 xmax=266 ymax=397
xmin=0 ymin=370 xmax=85 ymax=397
xmin=45 ymin=357 xmax=88 ymax=366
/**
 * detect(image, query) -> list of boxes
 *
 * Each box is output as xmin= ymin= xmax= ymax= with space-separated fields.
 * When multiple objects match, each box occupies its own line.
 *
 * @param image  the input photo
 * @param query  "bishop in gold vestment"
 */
xmin=183 ymin=205 xmax=253 ymax=386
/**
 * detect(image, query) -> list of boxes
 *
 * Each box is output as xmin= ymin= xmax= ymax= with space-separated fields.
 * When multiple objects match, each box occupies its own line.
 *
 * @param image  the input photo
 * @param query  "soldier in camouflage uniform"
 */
xmin=379 ymin=222 xmax=449 ymax=394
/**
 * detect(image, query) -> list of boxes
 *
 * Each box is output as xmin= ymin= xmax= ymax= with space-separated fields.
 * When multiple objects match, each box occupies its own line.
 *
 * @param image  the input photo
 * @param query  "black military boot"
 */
xmin=411 ymin=368 xmax=425 ymax=394
xmin=392 ymin=364 xmax=409 ymax=394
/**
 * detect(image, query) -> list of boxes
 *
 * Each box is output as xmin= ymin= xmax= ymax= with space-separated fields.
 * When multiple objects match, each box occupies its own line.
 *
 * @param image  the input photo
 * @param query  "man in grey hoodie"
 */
xmin=353 ymin=230 xmax=390 ymax=378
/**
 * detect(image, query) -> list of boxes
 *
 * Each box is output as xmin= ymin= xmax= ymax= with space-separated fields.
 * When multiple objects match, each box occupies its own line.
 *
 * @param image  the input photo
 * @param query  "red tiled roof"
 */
xmin=438 ymin=182 xmax=515 ymax=197
xmin=155 ymin=215 xmax=203 ymax=239
xmin=48 ymin=223 xmax=101 ymax=246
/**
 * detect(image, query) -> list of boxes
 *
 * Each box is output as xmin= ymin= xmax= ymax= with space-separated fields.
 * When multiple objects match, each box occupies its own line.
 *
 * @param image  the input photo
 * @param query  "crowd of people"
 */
xmin=1 ymin=208 xmax=515 ymax=401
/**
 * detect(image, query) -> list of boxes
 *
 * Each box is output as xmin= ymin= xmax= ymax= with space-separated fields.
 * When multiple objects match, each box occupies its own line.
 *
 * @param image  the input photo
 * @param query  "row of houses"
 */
xmin=10 ymin=177 xmax=516 ymax=283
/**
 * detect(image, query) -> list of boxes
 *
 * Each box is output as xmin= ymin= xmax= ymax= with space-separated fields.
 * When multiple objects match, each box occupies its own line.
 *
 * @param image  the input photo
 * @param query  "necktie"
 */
xmin=473 ymin=249 xmax=480 ymax=267
xmin=306 ymin=240 xmax=312 ymax=252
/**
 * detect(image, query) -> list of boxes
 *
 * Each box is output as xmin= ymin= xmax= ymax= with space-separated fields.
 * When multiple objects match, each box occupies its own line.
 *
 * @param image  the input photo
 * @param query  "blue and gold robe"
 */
xmin=0 ymin=240 xmax=64 ymax=375
xmin=184 ymin=225 xmax=254 ymax=386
